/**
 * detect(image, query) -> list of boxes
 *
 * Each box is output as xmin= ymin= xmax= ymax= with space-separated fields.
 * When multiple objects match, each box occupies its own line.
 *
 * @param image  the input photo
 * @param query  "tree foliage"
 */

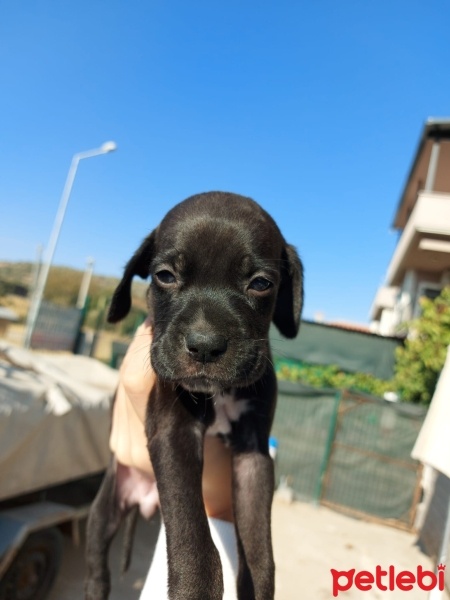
xmin=277 ymin=287 xmax=450 ymax=405
xmin=394 ymin=286 xmax=450 ymax=404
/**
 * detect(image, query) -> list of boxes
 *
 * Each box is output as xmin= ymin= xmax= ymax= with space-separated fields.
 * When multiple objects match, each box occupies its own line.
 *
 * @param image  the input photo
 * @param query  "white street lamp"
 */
xmin=24 ymin=142 xmax=117 ymax=348
xmin=77 ymin=257 xmax=95 ymax=309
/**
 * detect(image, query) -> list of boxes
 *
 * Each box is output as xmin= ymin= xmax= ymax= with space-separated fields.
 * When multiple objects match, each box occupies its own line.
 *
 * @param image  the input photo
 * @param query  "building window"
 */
xmin=413 ymin=283 xmax=443 ymax=318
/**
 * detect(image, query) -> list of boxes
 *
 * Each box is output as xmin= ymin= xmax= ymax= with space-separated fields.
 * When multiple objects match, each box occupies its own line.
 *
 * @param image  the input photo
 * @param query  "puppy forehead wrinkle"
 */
xmin=157 ymin=192 xmax=287 ymax=256
xmin=183 ymin=218 xmax=250 ymax=249
xmin=166 ymin=210 xmax=276 ymax=245
xmin=152 ymin=247 xmax=184 ymax=269
xmin=156 ymin=237 xmax=282 ymax=283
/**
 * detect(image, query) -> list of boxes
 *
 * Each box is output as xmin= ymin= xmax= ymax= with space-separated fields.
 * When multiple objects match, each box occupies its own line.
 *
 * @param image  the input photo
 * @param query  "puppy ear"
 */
xmin=108 ymin=230 xmax=156 ymax=323
xmin=272 ymin=244 xmax=304 ymax=338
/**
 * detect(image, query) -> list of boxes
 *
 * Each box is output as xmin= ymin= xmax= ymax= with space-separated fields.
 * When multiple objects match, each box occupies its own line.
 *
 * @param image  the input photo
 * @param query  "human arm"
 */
xmin=109 ymin=319 xmax=234 ymax=522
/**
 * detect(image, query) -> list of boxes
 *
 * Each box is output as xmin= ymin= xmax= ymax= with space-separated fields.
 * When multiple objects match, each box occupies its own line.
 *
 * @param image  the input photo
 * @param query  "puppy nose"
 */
xmin=186 ymin=332 xmax=228 ymax=363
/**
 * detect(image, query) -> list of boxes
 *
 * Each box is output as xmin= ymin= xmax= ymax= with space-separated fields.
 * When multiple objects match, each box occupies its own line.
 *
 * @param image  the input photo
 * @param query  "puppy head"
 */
xmin=109 ymin=192 xmax=303 ymax=392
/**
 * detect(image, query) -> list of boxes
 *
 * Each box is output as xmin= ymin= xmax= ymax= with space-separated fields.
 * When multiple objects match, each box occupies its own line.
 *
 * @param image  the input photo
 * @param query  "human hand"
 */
xmin=109 ymin=318 xmax=233 ymax=521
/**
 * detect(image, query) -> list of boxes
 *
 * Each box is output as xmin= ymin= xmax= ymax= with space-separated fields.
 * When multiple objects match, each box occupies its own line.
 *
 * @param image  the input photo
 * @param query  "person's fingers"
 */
xmin=120 ymin=318 xmax=156 ymax=422
xmin=113 ymin=317 xmax=234 ymax=520
xmin=110 ymin=318 xmax=155 ymax=472
xmin=110 ymin=380 xmax=156 ymax=475
xmin=109 ymin=382 xmax=132 ymax=463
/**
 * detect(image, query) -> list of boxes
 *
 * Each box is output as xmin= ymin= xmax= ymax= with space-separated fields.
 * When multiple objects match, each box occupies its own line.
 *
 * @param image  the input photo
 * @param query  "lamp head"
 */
xmin=101 ymin=141 xmax=117 ymax=153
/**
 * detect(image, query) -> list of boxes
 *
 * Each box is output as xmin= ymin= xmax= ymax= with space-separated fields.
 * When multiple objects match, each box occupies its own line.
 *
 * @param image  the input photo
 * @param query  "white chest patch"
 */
xmin=206 ymin=393 xmax=250 ymax=436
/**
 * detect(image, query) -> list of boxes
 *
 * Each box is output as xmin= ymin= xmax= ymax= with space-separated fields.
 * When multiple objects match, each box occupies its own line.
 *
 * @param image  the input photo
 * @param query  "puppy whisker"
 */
xmin=188 ymin=392 xmax=199 ymax=404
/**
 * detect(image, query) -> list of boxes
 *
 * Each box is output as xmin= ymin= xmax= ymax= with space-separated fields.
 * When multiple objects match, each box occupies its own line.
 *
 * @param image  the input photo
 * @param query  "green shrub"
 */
xmin=276 ymin=360 xmax=394 ymax=397
xmin=394 ymin=286 xmax=450 ymax=404
xmin=277 ymin=286 xmax=450 ymax=406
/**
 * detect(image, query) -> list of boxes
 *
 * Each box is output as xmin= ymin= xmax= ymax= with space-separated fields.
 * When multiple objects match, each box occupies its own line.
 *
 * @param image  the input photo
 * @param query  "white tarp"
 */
xmin=0 ymin=342 xmax=119 ymax=501
xmin=412 ymin=346 xmax=450 ymax=479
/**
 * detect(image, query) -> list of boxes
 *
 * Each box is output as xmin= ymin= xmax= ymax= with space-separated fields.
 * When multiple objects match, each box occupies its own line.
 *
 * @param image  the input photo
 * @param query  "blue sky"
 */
xmin=1 ymin=1 xmax=449 ymax=323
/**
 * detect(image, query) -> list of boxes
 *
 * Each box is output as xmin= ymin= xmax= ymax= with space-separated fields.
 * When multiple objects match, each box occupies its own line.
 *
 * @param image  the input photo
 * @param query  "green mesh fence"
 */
xmin=273 ymin=381 xmax=427 ymax=529
xmin=272 ymin=381 xmax=340 ymax=503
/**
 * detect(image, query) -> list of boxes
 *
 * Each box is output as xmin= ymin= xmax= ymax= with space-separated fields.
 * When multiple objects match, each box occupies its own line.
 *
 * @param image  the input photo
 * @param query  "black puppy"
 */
xmin=85 ymin=191 xmax=303 ymax=600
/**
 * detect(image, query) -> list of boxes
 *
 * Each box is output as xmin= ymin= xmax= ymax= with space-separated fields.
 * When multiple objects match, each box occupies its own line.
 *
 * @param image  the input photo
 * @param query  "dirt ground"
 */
xmin=47 ymin=495 xmax=447 ymax=600
xmin=2 ymin=327 xmax=446 ymax=599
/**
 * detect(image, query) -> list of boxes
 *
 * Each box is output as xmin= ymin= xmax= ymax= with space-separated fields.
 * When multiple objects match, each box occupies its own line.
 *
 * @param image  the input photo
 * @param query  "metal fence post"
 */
xmin=313 ymin=391 xmax=341 ymax=504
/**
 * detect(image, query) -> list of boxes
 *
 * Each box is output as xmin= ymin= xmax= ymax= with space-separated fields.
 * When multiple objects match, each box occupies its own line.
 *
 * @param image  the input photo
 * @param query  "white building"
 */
xmin=371 ymin=118 xmax=450 ymax=336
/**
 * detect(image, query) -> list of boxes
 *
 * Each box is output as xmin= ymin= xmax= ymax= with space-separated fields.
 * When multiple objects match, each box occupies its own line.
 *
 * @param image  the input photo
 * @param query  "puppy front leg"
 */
xmin=147 ymin=386 xmax=223 ymax=600
xmin=232 ymin=450 xmax=275 ymax=600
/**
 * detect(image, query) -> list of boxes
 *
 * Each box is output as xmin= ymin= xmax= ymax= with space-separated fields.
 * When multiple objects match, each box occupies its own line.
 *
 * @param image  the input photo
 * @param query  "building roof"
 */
xmin=325 ymin=320 xmax=372 ymax=334
xmin=393 ymin=118 xmax=450 ymax=230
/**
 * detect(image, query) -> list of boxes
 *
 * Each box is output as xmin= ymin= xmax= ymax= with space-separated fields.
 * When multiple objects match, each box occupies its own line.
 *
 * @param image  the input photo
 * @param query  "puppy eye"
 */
xmin=155 ymin=270 xmax=176 ymax=285
xmin=248 ymin=277 xmax=273 ymax=292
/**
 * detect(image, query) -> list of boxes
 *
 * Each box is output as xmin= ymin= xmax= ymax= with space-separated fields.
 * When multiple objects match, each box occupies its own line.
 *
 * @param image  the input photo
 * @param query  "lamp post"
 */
xmin=77 ymin=257 xmax=95 ymax=309
xmin=24 ymin=142 xmax=117 ymax=348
